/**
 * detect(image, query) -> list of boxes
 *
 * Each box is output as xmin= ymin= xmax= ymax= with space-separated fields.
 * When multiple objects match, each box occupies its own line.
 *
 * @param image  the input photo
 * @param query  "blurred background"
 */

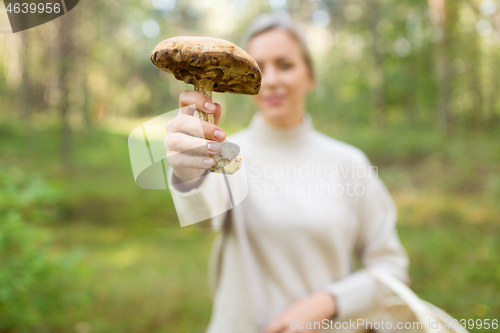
xmin=0 ymin=0 xmax=499 ymax=332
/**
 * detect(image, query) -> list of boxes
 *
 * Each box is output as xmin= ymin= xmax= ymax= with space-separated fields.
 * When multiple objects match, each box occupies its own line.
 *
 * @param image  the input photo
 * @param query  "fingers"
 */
xmin=213 ymin=103 xmax=223 ymax=126
xmin=166 ymin=90 xmax=226 ymax=172
xmin=164 ymin=133 xmax=222 ymax=156
xmin=178 ymin=91 xmax=223 ymax=127
xmin=179 ymin=90 xmax=216 ymax=114
xmin=166 ymin=151 xmax=213 ymax=170
xmin=166 ymin=114 xmax=226 ymax=141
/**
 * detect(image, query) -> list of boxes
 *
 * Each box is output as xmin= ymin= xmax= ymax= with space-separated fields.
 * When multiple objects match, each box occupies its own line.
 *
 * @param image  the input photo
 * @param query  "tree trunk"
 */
xmin=428 ymin=0 xmax=458 ymax=130
xmin=487 ymin=47 xmax=499 ymax=121
xmin=57 ymin=14 xmax=74 ymax=169
xmin=467 ymin=29 xmax=484 ymax=127
xmin=368 ymin=0 xmax=386 ymax=127
xmin=82 ymin=78 xmax=93 ymax=129
xmin=405 ymin=56 xmax=418 ymax=124
xmin=19 ymin=32 xmax=32 ymax=121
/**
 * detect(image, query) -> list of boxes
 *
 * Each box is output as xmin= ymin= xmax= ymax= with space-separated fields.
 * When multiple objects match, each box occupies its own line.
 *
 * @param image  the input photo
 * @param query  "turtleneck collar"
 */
xmin=247 ymin=111 xmax=314 ymax=145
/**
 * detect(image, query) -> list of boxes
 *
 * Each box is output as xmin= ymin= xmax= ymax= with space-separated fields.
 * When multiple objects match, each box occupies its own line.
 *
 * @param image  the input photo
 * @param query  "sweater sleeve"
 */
xmin=167 ymin=163 xmax=249 ymax=229
xmin=323 ymin=154 xmax=410 ymax=321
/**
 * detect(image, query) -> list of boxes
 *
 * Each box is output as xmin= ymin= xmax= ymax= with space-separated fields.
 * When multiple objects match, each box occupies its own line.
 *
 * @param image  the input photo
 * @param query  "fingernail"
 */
xmin=208 ymin=142 xmax=221 ymax=153
xmin=214 ymin=130 xmax=225 ymax=140
xmin=204 ymin=102 xmax=216 ymax=112
xmin=202 ymin=158 xmax=212 ymax=167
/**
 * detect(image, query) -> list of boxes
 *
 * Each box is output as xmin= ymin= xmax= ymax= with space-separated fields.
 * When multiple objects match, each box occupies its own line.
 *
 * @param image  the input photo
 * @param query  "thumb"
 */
xmin=213 ymin=103 xmax=222 ymax=126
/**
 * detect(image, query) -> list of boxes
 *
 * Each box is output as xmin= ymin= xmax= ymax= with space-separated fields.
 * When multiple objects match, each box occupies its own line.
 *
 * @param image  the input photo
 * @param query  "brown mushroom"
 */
xmin=151 ymin=36 xmax=262 ymax=174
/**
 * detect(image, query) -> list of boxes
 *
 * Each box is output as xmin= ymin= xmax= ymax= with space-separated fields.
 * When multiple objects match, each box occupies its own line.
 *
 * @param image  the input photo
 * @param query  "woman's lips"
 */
xmin=264 ymin=95 xmax=286 ymax=106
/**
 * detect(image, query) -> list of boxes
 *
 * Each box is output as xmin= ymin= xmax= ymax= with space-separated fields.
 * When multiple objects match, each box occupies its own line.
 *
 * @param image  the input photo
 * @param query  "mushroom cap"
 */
xmin=151 ymin=36 xmax=262 ymax=95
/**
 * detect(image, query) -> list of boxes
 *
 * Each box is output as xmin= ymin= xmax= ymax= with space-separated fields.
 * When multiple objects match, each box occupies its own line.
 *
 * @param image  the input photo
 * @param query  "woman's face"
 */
xmin=246 ymin=29 xmax=315 ymax=128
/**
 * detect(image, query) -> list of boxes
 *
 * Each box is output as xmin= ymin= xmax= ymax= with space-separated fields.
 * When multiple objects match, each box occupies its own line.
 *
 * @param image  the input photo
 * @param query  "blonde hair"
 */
xmin=241 ymin=12 xmax=315 ymax=80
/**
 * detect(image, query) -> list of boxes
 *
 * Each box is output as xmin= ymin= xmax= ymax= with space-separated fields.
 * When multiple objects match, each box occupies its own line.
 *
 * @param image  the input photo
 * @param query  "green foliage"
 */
xmin=0 ymin=0 xmax=499 ymax=330
xmin=0 ymin=165 xmax=88 ymax=332
xmin=0 ymin=121 xmax=498 ymax=331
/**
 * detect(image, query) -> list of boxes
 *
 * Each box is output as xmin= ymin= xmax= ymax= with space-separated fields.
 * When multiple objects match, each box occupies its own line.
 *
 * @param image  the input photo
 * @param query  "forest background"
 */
xmin=0 ymin=0 xmax=499 ymax=332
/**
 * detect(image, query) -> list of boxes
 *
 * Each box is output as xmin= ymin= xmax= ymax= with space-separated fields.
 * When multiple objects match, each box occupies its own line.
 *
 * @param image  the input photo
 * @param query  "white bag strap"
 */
xmin=367 ymin=269 xmax=469 ymax=333
xmin=366 ymin=269 xmax=439 ymax=333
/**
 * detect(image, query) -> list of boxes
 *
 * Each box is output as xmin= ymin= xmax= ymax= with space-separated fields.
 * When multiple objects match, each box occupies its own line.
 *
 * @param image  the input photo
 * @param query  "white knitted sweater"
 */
xmin=167 ymin=111 xmax=410 ymax=333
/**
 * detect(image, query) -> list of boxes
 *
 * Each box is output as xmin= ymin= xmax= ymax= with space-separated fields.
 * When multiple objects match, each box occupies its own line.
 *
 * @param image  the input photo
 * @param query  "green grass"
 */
xmin=47 ymin=223 xmax=214 ymax=333
xmin=1 ymin=116 xmax=499 ymax=332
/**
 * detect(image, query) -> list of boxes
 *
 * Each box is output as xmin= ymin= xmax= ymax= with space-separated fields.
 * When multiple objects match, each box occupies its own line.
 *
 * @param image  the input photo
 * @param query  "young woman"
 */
xmin=164 ymin=12 xmax=410 ymax=333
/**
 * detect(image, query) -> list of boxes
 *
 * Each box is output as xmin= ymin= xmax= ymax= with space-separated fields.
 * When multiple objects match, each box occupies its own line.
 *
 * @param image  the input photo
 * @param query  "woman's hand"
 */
xmin=165 ymin=91 xmax=227 ymax=184
xmin=263 ymin=292 xmax=337 ymax=333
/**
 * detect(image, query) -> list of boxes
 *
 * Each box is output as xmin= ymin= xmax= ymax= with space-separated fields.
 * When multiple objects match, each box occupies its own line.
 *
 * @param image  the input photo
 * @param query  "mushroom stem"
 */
xmin=193 ymin=78 xmax=242 ymax=175
xmin=194 ymin=79 xmax=214 ymax=124
xmin=193 ymin=79 xmax=217 ymax=172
